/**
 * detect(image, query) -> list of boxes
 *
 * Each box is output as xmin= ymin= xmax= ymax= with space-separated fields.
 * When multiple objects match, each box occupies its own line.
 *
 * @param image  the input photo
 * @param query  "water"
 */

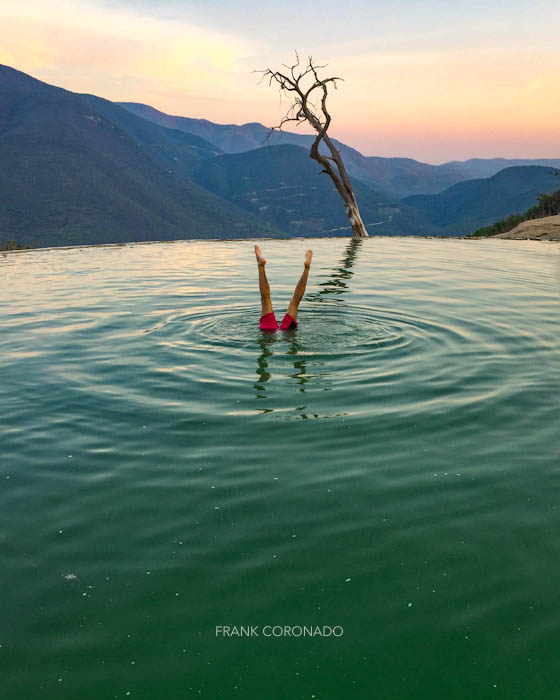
xmin=1 ymin=237 xmax=559 ymax=699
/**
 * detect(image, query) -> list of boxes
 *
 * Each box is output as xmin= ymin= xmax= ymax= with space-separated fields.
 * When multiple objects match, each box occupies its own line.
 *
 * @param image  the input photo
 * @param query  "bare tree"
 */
xmin=258 ymin=53 xmax=368 ymax=237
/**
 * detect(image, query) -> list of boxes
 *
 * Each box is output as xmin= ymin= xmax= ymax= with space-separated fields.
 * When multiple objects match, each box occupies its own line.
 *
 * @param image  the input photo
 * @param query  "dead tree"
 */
xmin=259 ymin=53 xmax=368 ymax=237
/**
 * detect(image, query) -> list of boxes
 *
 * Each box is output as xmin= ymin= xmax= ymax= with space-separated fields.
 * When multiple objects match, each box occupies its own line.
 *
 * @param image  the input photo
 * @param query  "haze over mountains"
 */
xmin=2 ymin=64 xmax=560 ymax=248
xmin=121 ymin=102 xmax=560 ymax=198
xmin=120 ymin=101 xmax=468 ymax=198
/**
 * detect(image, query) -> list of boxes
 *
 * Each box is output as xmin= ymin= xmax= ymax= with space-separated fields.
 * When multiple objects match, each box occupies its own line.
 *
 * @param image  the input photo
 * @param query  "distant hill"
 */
xmin=119 ymin=102 xmax=469 ymax=197
xmin=443 ymin=157 xmax=560 ymax=180
xmin=191 ymin=144 xmax=433 ymax=236
xmin=0 ymin=65 xmax=274 ymax=247
xmin=119 ymin=102 xmax=311 ymax=154
xmin=118 ymin=102 xmax=560 ymax=200
xmin=402 ymin=166 xmax=560 ymax=235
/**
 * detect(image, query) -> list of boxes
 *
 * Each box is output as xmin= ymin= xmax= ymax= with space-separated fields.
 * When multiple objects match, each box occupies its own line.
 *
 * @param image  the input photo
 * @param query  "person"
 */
xmin=255 ymin=245 xmax=313 ymax=331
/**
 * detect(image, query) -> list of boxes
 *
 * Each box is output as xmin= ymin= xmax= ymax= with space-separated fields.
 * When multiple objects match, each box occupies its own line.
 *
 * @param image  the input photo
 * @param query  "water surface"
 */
xmin=1 ymin=237 xmax=559 ymax=699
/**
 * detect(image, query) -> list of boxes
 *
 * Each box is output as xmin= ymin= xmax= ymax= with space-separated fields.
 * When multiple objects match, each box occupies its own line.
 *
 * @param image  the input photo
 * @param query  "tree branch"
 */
xmin=257 ymin=53 xmax=368 ymax=236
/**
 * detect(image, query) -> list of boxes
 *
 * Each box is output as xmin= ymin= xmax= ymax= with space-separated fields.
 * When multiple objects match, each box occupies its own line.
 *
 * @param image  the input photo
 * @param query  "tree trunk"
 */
xmin=307 ymin=118 xmax=368 ymax=238
xmin=308 ymin=136 xmax=368 ymax=238
xmin=344 ymin=199 xmax=368 ymax=237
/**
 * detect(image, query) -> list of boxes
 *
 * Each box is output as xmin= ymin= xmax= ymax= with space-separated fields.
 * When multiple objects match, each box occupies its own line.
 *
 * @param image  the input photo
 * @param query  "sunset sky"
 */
xmin=1 ymin=0 xmax=559 ymax=163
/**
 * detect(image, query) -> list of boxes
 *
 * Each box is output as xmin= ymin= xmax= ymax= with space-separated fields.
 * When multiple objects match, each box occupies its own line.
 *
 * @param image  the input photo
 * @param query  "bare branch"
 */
xmin=258 ymin=53 xmax=368 ymax=236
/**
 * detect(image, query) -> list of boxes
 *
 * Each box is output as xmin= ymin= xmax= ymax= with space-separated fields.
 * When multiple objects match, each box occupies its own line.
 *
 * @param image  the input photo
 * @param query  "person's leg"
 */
xmin=255 ymin=245 xmax=273 ymax=315
xmin=255 ymin=245 xmax=278 ymax=330
xmin=284 ymin=250 xmax=313 ymax=323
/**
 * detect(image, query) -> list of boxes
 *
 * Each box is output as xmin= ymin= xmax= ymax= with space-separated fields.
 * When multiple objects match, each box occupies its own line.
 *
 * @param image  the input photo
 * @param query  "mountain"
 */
xmin=0 ymin=65 xmax=275 ymax=247
xmin=356 ymin=156 xmax=466 ymax=198
xmin=190 ymin=144 xmax=432 ymax=236
xmin=119 ymin=102 xmax=469 ymax=197
xmin=443 ymin=157 xmax=560 ymax=180
xmin=118 ymin=102 xmax=312 ymax=154
xmin=402 ymin=166 xmax=560 ymax=235
xmin=80 ymin=93 xmax=223 ymax=178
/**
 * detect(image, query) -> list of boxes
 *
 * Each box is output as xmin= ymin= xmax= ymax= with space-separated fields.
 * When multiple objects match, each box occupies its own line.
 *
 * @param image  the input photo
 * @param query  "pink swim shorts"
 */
xmin=260 ymin=311 xmax=298 ymax=331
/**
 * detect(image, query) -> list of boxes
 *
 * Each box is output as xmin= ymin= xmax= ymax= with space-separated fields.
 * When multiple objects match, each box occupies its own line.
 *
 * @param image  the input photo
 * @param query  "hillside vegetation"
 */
xmin=468 ymin=187 xmax=560 ymax=237
xmin=0 ymin=240 xmax=32 ymax=251
xmin=191 ymin=145 xmax=432 ymax=236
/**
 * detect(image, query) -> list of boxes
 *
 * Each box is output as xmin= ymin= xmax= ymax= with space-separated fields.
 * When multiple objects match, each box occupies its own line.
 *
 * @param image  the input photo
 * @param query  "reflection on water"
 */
xmin=309 ymin=236 xmax=363 ymax=302
xmin=1 ymin=237 xmax=560 ymax=700
xmin=254 ymin=333 xmax=321 ymax=418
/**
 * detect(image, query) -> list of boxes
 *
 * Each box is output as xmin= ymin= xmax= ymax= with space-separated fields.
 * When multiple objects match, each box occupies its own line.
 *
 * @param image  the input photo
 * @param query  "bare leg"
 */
xmin=286 ymin=250 xmax=313 ymax=321
xmin=255 ymin=245 xmax=273 ymax=316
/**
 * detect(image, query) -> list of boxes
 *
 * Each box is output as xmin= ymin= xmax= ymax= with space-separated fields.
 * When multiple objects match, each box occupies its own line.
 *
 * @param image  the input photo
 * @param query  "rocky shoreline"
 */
xmin=494 ymin=214 xmax=560 ymax=241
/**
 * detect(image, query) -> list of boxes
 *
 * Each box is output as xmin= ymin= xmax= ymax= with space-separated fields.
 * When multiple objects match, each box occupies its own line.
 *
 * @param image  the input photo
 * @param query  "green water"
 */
xmin=1 ymin=237 xmax=559 ymax=699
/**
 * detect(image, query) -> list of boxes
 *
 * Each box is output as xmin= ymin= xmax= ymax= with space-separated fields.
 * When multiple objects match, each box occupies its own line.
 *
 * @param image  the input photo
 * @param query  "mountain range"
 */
xmin=2 ymin=64 xmax=560 ymax=248
xmin=120 ymin=101 xmax=468 ymax=197
xmin=120 ymin=101 xmax=560 ymax=198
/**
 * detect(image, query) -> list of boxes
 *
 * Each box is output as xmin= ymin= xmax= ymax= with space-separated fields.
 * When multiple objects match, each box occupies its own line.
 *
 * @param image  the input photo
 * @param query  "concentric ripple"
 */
xmin=142 ymin=295 xmax=521 ymax=420
xmin=147 ymin=301 xmax=466 ymax=356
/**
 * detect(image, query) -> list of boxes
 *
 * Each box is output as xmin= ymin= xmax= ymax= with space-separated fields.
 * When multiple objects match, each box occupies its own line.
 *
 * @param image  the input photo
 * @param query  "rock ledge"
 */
xmin=494 ymin=215 xmax=560 ymax=240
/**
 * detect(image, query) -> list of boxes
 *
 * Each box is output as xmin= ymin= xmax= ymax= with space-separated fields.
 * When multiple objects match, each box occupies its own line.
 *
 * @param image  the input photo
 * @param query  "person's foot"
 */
xmin=255 ymin=245 xmax=266 ymax=266
xmin=304 ymin=250 xmax=313 ymax=268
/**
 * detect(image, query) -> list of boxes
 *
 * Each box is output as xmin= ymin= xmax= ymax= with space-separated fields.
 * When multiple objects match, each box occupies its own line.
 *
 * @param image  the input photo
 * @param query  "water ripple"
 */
xmin=1 ymin=237 xmax=559 ymax=699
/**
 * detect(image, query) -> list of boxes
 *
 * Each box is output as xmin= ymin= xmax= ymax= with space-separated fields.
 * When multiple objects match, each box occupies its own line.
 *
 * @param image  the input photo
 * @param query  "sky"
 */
xmin=1 ymin=0 xmax=559 ymax=163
